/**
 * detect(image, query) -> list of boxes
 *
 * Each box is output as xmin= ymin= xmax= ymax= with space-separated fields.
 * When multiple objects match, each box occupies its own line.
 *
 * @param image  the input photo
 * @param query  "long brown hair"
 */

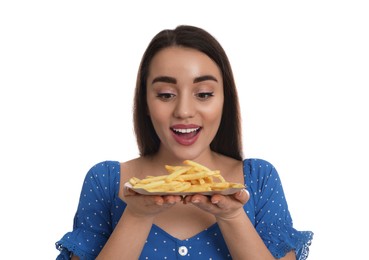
xmin=133 ymin=25 xmax=243 ymax=160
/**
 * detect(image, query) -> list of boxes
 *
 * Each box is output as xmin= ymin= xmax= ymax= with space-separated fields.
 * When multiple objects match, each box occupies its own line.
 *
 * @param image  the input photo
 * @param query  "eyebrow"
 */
xmin=193 ymin=75 xmax=218 ymax=83
xmin=151 ymin=75 xmax=218 ymax=84
xmin=151 ymin=76 xmax=176 ymax=84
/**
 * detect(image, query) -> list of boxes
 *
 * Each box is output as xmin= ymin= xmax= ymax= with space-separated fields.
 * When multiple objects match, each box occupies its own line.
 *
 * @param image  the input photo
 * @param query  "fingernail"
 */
xmin=237 ymin=189 xmax=248 ymax=197
xmin=244 ymin=189 xmax=249 ymax=196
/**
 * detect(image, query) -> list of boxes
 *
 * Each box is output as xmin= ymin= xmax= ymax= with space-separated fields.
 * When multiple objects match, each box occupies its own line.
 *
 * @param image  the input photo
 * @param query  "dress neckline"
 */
xmin=151 ymin=222 xmax=219 ymax=242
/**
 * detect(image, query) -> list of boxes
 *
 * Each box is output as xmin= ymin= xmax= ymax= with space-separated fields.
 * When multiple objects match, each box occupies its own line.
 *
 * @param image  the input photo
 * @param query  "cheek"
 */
xmin=202 ymin=99 xmax=224 ymax=124
xmin=147 ymin=101 xmax=170 ymax=126
xmin=211 ymin=108 xmax=223 ymax=128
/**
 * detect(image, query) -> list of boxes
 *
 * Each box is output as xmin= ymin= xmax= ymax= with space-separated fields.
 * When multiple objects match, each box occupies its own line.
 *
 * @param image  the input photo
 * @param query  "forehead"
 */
xmin=148 ymin=46 xmax=221 ymax=78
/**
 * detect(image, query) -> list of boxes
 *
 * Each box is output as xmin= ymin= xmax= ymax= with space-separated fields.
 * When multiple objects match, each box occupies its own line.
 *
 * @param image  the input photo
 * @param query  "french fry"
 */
xmin=129 ymin=177 xmax=141 ymax=185
xmin=210 ymin=182 xmax=230 ymax=190
xmin=183 ymin=160 xmax=211 ymax=171
xmin=134 ymin=180 xmax=165 ymax=189
xmin=165 ymin=166 xmax=191 ymax=182
xmin=176 ymin=171 xmax=208 ymax=181
xmin=185 ymin=184 xmax=212 ymax=192
xmin=149 ymin=181 xmax=191 ymax=192
xmin=165 ymin=165 xmax=190 ymax=173
xmin=128 ymin=160 xmax=245 ymax=193
xmin=139 ymin=175 xmax=167 ymax=184
xmin=229 ymin=183 xmax=245 ymax=188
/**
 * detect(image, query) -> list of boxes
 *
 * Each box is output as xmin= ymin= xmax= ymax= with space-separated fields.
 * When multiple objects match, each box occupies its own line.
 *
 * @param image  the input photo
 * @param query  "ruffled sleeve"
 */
xmin=257 ymin=220 xmax=313 ymax=259
xmin=244 ymin=159 xmax=313 ymax=259
xmin=55 ymin=161 xmax=120 ymax=260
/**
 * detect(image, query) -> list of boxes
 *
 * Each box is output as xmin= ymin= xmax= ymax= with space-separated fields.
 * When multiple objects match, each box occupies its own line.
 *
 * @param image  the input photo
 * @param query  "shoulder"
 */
xmin=242 ymin=158 xmax=287 ymax=196
xmin=120 ymin=157 xmax=141 ymax=171
xmin=118 ymin=157 xmax=153 ymax=183
xmin=120 ymin=157 xmax=143 ymax=175
xmin=88 ymin=160 xmax=121 ymax=175
xmin=84 ymin=160 xmax=121 ymax=185
xmin=242 ymin=158 xmax=276 ymax=174
xmin=79 ymin=161 xmax=121 ymax=202
xmin=242 ymin=158 xmax=281 ymax=185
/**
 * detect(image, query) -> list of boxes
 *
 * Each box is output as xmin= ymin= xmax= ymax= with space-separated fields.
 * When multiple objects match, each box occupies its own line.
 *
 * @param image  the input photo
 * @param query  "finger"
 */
xmin=163 ymin=195 xmax=182 ymax=204
xmin=183 ymin=195 xmax=196 ymax=204
xmin=233 ymin=189 xmax=250 ymax=204
xmin=190 ymin=194 xmax=208 ymax=204
xmin=183 ymin=195 xmax=190 ymax=204
xmin=124 ymin=187 xmax=137 ymax=196
xmin=190 ymin=195 xmax=217 ymax=212
xmin=153 ymin=196 xmax=165 ymax=206
xmin=210 ymin=194 xmax=222 ymax=204
xmin=211 ymin=194 xmax=227 ymax=208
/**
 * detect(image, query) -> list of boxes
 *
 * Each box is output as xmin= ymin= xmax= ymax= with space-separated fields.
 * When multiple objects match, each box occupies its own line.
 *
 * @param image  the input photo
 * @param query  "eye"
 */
xmin=157 ymin=93 xmax=176 ymax=101
xmin=196 ymin=92 xmax=214 ymax=100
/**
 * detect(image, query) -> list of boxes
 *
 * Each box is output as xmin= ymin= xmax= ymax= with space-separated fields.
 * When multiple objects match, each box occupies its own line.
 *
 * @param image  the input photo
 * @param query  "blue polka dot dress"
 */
xmin=55 ymin=159 xmax=313 ymax=259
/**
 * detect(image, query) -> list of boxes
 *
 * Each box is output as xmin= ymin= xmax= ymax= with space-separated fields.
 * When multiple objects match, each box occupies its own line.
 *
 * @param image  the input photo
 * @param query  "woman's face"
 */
xmin=146 ymin=46 xmax=224 ymax=161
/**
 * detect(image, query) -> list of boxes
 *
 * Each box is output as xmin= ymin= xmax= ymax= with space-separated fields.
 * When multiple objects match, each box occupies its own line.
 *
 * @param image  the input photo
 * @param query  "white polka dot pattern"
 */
xmin=55 ymin=159 xmax=313 ymax=259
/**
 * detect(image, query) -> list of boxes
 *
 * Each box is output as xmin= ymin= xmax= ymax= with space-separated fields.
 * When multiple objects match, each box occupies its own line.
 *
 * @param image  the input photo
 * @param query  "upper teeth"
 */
xmin=173 ymin=128 xmax=199 ymax=133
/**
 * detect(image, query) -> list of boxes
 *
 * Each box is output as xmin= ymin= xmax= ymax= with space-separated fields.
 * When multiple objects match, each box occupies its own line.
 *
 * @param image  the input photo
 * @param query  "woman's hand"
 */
xmin=123 ymin=187 xmax=183 ymax=218
xmin=183 ymin=189 xmax=250 ymax=220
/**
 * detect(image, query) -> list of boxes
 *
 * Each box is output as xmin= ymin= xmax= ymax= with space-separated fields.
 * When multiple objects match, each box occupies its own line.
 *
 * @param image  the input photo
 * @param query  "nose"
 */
xmin=173 ymin=94 xmax=196 ymax=119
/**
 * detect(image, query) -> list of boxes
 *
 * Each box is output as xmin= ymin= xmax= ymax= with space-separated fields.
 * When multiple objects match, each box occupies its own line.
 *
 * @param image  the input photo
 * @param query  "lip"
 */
xmin=170 ymin=124 xmax=202 ymax=146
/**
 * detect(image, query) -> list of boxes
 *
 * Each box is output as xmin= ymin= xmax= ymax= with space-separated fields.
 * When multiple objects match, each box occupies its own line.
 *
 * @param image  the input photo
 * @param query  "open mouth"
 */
xmin=171 ymin=127 xmax=201 ymax=135
xmin=171 ymin=127 xmax=201 ymax=137
xmin=170 ymin=127 xmax=202 ymax=145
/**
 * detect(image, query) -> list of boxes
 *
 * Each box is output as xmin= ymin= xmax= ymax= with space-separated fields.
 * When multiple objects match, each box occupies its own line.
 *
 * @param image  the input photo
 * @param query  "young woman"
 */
xmin=56 ymin=25 xmax=313 ymax=260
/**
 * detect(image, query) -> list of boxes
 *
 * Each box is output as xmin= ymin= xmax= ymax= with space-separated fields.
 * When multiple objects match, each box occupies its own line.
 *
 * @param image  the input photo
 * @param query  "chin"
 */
xmin=171 ymin=147 xmax=207 ymax=162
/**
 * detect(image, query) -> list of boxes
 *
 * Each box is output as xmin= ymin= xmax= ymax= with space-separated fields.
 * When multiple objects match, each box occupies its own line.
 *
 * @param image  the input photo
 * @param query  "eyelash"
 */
xmin=156 ymin=93 xmax=175 ymax=101
xmin=156 ymin=92 xmax=214 ymax=101
xmin=196 ymin=92 xmax=214 ymax=99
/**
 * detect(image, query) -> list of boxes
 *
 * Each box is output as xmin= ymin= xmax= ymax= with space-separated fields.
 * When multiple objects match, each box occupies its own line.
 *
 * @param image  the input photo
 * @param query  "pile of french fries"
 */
xmin=128 ymin=160 xmax=244 ymax=193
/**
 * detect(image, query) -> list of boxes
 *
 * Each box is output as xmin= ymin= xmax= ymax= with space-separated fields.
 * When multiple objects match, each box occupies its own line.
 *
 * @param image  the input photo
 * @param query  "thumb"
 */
xmin=234 ymin=188 xmax=250 ymax=204
xmin=124 ymin=186 xmax=137 ymax=196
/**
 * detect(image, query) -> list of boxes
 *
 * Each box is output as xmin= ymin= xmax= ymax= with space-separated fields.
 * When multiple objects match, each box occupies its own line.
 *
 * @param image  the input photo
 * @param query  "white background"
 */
xmin=1 ymin=1 xmax=368 ymax=259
